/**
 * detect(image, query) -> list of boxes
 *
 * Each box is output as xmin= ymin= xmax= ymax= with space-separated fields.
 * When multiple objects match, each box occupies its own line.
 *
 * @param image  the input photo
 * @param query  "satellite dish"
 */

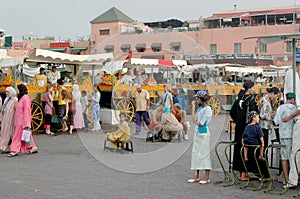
xmin=0 ymin=28 xmax=5 ymax=37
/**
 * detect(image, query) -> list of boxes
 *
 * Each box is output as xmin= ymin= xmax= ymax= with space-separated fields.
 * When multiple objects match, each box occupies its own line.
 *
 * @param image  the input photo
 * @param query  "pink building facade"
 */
xmin=90 ymin=6 xmax=300 ymax=66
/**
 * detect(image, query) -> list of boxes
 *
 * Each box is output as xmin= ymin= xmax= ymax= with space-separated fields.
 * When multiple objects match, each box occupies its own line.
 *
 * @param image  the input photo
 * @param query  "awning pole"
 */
xmin=292 ymin=38 xmax=296 ymax=93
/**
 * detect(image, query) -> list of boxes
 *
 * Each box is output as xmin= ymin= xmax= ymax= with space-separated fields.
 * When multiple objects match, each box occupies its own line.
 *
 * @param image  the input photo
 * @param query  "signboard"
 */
xmin=183 ymin=54 xmax=273 ymax=60
xmin=50 ymin=42 xmax=70 ymax=48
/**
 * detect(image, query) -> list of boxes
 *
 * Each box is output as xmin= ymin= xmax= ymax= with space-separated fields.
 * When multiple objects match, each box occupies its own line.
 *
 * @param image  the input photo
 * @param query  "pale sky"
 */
xmin=0 ymin=0 xmax=298 ymax=41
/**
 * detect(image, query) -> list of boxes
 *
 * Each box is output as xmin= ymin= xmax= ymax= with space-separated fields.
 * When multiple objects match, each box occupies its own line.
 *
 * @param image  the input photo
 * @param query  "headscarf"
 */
xmin=72 ymin=84 xmax=81 ymax=102
xmin=17 ymin=84 xmax=28 ymax=101
xmin=2 ymin=87 xmax=17 ymax=115
xmin=6 ymin=87 xmax=17 ymax=97
xmin=163 ymin=106 xmax=170 ymax=114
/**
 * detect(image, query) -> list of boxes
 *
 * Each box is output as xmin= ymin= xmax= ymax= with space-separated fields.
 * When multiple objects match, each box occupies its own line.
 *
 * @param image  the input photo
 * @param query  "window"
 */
xmin=287 ymin=41 xmax=293 ymax=52
xmin=234 ymin=43 xmax=242 ymax=54
xmin=104 ymin=45 xmax=114 ymax=53
xmin=121 ymin=44 xmax=131 ymax=53
xmin=136 ymin=44 xmax=146 ymax=52
xmin=210 ymin=44 xmax=217 ymax=54
xmin=99 ymin=29 xmax=110 ymax=35
xmin=169 ymin=42 xmax=181 ymax=51
xmin=259 ymin=42 xmax=267 ymax=53
xmin=151 ymin=43 xmax=162 ymax=52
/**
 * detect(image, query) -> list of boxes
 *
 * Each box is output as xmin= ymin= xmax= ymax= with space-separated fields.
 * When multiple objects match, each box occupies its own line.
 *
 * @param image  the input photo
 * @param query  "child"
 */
xmin=80 ymin=90 xmax=89 ymax=128
xmin=44 ymin=84 xmax=55 ymax=135
xmin=273 ymin=92 xmax=297 ymax=181
xmin=105 ymin=113 xmax=130 ymax=149
xmin=242 ymin=111 xmax=265 ymax=161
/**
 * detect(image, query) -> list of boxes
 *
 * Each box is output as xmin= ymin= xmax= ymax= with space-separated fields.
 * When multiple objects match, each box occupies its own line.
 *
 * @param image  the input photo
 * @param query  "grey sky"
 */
xmin=0 ymin=0 xmax=298 ymax=41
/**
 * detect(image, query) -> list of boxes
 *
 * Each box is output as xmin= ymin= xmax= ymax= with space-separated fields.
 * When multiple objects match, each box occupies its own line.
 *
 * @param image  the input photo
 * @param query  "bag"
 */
xmin=21 ymin=129 xmax=31 ymax=146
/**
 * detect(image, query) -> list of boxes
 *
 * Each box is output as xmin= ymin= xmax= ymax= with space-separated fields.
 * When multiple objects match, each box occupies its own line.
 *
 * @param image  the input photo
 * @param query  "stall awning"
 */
xmin=0 ymin=57 xmax=25 ymax=67
xmin=46 ymin=48 xmax=66 ymax=52
xmin=26 ymin=48 xmax=113 ymax=65
xmin=100 ymin=61 xmax=126 ymax=75
xmin=128 ymin=58 xmax=187 ymax=67
xmin=71 ymin=47 xmax=87 ymax=51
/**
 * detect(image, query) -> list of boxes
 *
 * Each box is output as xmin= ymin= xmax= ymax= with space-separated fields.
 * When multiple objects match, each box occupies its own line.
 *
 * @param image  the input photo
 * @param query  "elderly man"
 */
xmin=47 ymin=65 xmax=61 ymax=86
xmin=134 ymin=84 xmax=150 ymax=135
xmin=282 ymin=61 xmax=300 ymax=188
xmin=32 ymin=67 xmax=47 ymax=87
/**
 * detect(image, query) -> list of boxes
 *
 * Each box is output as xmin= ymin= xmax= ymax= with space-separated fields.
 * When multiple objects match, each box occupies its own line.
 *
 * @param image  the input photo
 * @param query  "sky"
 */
xmin=0 ymin=0 xmax=299 ymax=41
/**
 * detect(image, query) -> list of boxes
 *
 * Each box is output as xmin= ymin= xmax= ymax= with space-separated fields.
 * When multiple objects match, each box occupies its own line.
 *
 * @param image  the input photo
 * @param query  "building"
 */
xmin=90 ymin=6 xmax=300 ymax=66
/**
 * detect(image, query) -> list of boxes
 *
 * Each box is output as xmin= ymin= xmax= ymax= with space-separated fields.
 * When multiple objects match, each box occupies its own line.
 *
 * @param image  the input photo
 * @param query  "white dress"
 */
xmin=191 ymin=105 xmax=212 ymax=170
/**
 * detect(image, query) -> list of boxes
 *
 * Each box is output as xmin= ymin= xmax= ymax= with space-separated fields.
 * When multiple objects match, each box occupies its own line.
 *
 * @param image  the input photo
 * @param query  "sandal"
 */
xmin=27 ymin=147 xmax=38 ymax=154
xmin=7 ymin=152 xmax=18 ymax=157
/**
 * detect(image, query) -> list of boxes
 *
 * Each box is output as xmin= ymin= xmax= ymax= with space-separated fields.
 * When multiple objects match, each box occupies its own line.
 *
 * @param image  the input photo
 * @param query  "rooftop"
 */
xmin=90 ymin=7 xmax=135 ymax=24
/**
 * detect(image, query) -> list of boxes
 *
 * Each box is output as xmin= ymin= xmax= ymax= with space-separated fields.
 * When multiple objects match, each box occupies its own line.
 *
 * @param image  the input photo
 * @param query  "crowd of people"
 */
xmin=0 ymin=65 xmax=103 ymax=157
xmin=226 ymin=60 xmax=300 ymax=186
xmin=0 ymin=61 xmax=299 ymax=190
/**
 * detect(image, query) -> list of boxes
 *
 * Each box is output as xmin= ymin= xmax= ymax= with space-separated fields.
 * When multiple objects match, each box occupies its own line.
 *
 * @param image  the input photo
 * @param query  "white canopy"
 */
xmin=26 ymin=48 xmax=113 ymax=65
xmin=180 ymin=63 xmax=263 ymax=74
xmin=128 ymin=58 xmax=187 ymax=67
xmin=0 ymin=57 xmax=25 ymax=67
xmin=100 ymin=61 xmax=126 ymax=75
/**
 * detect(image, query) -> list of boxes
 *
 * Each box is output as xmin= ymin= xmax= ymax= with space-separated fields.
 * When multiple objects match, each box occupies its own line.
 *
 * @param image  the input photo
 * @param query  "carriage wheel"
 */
xmin=209 ymin=96 xmax=221 ymax=116
xmin=114 ymin=99 xmax=135 ymax=122
xmin=255 ymin=94 xmax=262 ymax=106
xmin=274 ymin=97 xmax=280 ymax=110
xmin=31 ymin=102 xmax=44 ymax=132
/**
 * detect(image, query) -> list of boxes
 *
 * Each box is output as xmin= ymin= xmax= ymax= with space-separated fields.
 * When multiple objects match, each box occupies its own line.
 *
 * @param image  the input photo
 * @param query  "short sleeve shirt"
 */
xmin=242 ymin=124 xmax=264 ymax=145
xmin=135 ymin=89 xmax=149 ymax=111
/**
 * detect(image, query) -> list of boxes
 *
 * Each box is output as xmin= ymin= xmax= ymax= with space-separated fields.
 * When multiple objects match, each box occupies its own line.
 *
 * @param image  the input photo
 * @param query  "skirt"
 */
xmin=191 ymin=131 xmax=212 ymax=170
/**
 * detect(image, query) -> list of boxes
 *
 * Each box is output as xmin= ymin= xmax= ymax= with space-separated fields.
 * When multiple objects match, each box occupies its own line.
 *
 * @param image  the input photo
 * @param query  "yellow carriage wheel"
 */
xmin=274 ymin=97 xmax=280 ymax=110
xmin=255 ymin=94 xmax=262 ymax=106
xmin=115 ymin=99 xmax=135 ymax=122
xmin=209 ymin=96 xmax=221 ymax=116
xmin=31 ymin=102 xmax=44 ymax=132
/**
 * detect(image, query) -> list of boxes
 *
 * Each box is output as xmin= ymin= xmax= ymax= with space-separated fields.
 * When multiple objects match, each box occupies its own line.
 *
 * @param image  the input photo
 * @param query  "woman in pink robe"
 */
xmin=9 ymin=84 xmax=38 ymax=157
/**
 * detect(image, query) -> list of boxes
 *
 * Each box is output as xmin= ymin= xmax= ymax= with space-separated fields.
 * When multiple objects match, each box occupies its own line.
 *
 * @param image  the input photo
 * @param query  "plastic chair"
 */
xmin=214 ymin=140 xmax=239 ymax=186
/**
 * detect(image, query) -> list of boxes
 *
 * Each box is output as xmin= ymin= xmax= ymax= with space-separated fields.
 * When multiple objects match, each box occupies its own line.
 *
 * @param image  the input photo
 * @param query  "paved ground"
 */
xmin=0 ymin=113 xmax=298 ymax=199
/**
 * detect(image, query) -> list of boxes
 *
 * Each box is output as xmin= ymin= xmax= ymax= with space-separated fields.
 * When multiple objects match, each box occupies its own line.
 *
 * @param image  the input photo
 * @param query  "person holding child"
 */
xmin=242 ymin=111 xmax=265 ymax=161
xmin=273 ymin=92 xmax=297 ymax=182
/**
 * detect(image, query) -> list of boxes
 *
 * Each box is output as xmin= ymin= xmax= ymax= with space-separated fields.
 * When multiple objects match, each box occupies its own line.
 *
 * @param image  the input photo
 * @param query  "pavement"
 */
xmin=0 ymin=113 xmax=298 ymax=199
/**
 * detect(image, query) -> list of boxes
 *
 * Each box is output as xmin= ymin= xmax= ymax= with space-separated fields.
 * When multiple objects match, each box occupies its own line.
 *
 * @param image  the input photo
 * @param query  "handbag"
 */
xmin=21 ymin=129 xmax=31 ymax=146
xmin=52 ymin=107 xmax=56 ymax=115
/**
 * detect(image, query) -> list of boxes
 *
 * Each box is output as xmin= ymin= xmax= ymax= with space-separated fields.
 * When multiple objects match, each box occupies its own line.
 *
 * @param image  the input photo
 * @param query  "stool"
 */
xmin=146 ymin=131 xmax=155 ymax=142
xmin=103 ymin=139 xmax=111 ymax=151
xmin=214 ymin=140 xmax=238 ymax=186
xmin=240 ymin=144 xmax=264 ymax=191
xmin=264 ymin=144 xmax=288 ymax=195
xmin=116 ymin=140 xmax=134 ymax=154
xmin=169 ymin=131 xmax=181 ymax=142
